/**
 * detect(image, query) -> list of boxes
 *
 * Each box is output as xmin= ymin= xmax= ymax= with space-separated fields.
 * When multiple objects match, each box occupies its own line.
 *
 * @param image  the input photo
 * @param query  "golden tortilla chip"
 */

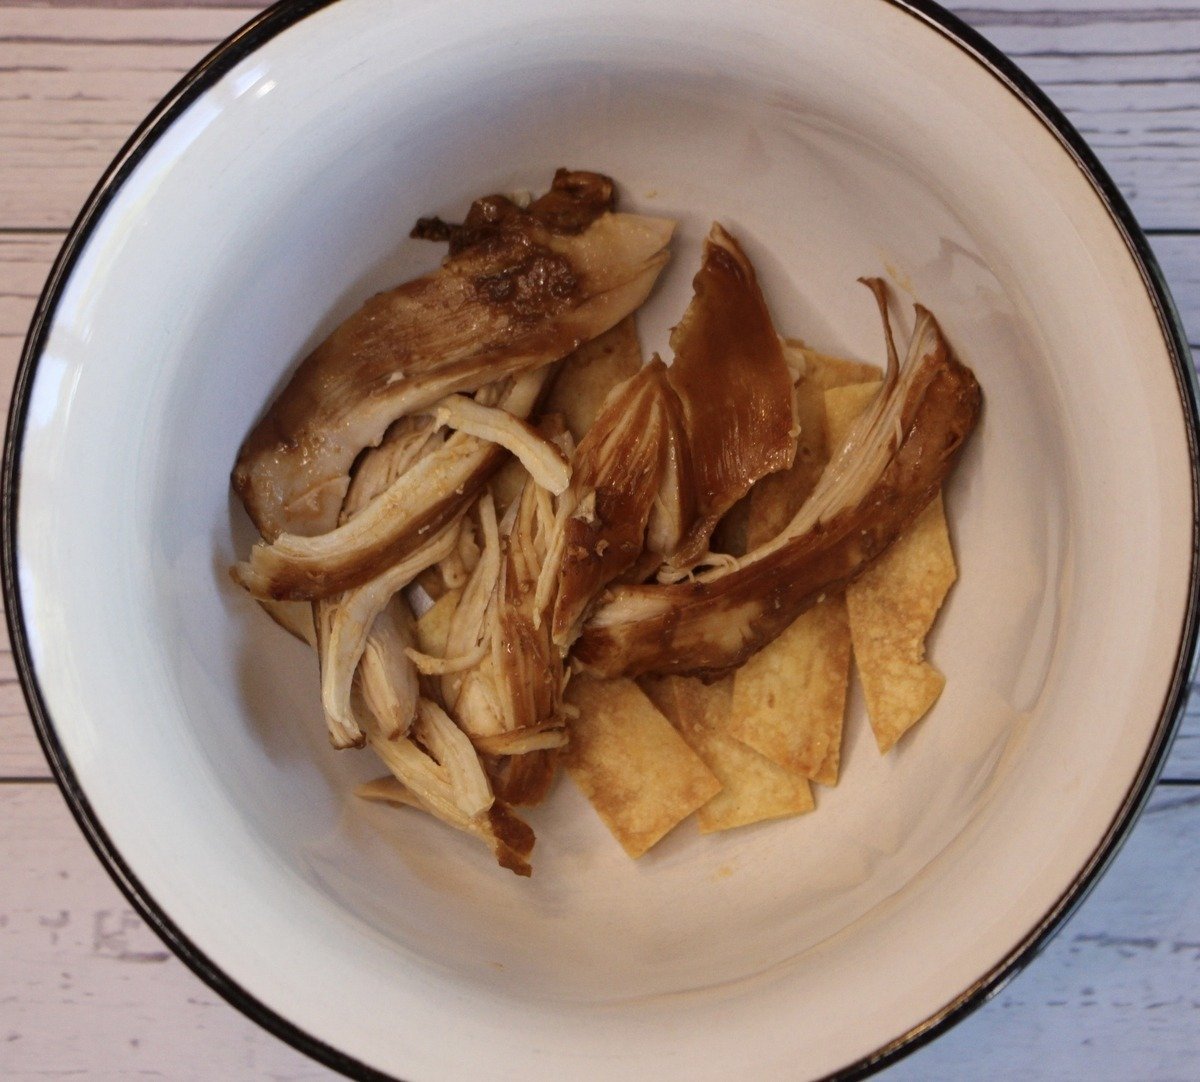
xmin=846 ymin=494 xmax=956 ymax=752
xmin=785 ymin=340 xmax=883 ymax=392
xmin=716 ymin=352 xmax=874 ymax=784
xmin=642 ymin=676 xmax=813 ymax=831
xmin=543 ymin=316 xmax=644 ymax=443
xmin=729 ymin=599 xmax=851 ymax=785
xmin=823 ymin=380 xmax=880 ymax=450
xmin=564 ymin=675 xmax=721 ymax=858
xmin=825 ymin=382 xmax=957 ymax=753
xmin=414 ymin=588 xmax=462 ymax=658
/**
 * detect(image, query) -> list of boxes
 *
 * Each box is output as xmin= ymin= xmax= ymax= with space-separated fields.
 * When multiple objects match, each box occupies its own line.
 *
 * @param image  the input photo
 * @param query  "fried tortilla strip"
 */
xmin=234 ymin=170 xmax=675 ymax=541
xmin=722 ymin=347 xmax=879 ymax=784
xmin=729 ymin=600 xmax=851 ymax=786
xmin=789 ymin=341 xmax=883 ymax=392
xmin=564 ymin=675 xmax=720 ymax=858
xmin=661 ymin=225 xmax=798 ymax=568
xmin=848 ymin=495 xmax=955 ymax=753
xmin=825 ymin=382 xmax=958 ymax=752
xmin=543 ymin=316 xmax=645 ymax=442
xmin=643 ymin=676 xmax=813 ymax=832
xmin=575 ymin=284 xmax=981 ymax=680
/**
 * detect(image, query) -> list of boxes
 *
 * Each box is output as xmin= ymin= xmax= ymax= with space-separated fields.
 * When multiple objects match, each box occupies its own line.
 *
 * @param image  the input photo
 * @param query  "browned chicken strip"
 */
xmin=233 ymin=170 xmax=675 ymax=541
xmin=232 ymin=370 xmax=549 ymax=600
xmin=549 ymin=360 xmax=674 ymax=646
xmin=658 ymin=224 xmax=798 ymax=568
xmin=573 ymin=284 xmax=981 ymax=680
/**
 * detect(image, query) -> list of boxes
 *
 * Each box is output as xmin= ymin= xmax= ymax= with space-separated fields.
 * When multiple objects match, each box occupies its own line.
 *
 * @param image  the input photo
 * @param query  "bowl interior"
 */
xmin=13 ymin=0 xmax=1194 ymax=1078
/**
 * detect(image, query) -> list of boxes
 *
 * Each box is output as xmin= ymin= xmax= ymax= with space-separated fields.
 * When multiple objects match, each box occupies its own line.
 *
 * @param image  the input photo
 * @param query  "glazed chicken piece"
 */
xmin=548 ymin=360 xmax=675 ymax=647
xmin=233 ymin=170 xmax=674 ymax=542
xmin=440 ymin=366 xmax=679 ymax=802
xmin=233 ymin=369 xmax=553 ymax=600
xmin=656 ymin=224 xmax=798 ymax=569
xmin=573 ymin=281 xmax=981 ymax=680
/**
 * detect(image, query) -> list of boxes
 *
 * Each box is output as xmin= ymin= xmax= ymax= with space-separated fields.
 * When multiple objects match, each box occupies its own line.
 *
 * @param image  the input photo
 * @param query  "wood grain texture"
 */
xmin=2 ymin=782 xmax=1198 ymax=1080
xmin=0 ymin=6 xmax=250 ymax=228
xmin=1 ymin=2 xmax=1199 ymax=1080
xmin=0 ymin=785 xmax=337 ymax=1081
xmin=960 ymin=4 xmax=1200 ymax=231
xmin=881 ymin=785 xmax=1200 ymax=1081
xmin=0 ymin=4 xmax=1196 ymax=227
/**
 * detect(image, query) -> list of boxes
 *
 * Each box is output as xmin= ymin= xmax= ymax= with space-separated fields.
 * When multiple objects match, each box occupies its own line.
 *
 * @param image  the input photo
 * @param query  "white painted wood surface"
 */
xmin=1 ymin=2 xmax=1197 ymax=1079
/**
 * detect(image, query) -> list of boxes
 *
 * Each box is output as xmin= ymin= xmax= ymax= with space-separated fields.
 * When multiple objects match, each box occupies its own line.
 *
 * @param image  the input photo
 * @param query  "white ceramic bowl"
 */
xmin=5 ymin=1 xmax=1197 ymax=1079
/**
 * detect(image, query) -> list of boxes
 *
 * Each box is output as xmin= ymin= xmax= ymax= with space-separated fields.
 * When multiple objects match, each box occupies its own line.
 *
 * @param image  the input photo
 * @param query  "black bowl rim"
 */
xmin=3 ymin=1 xmax=1197 ymax=1079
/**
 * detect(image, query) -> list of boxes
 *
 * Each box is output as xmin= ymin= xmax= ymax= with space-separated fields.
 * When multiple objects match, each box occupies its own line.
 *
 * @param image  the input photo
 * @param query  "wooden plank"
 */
xmin=0 ymin=234 xmax=57 ymax=419
xmin=881 ymin=785 xmax=1200 ymax=1080
xmin=0 ymin=7 xmax=251 ymax=229
xmin=1170 ymin=685 xmax=1200 ymax=781
xmin=1 ymin=235 xmax=57 ymax=781
xmin=1 ymin=779 xmax=1197 ymax=1079
xmin=0 ymin=5 xmax=1198 ymax=229
xmin=0 ymin=643 xmax=47 ymax=781
xmin=0 ymin=783 xmax=339 ymax=1080
xmin=952 ymin=4 xmax=1200 ymax=231
xmin=1151 ymin=232 xmax=1200 ymax=349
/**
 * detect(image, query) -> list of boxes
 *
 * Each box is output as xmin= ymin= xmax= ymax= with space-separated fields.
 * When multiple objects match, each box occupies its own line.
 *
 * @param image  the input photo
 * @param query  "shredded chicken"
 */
xmin=357 ymin=700 xmax=535 ymax=876
xmin=232 ymin=370 xmax=550 ymax=600
xmin=233 ymin=170 xmax=674 ymax=541
xmin=548 ymin=361 xmax=674 ymax=647
xmin=341 ymin=417 xmax=441 ymax=521
xmin=306 ymin=413 xmax=453 ymax=748
xmin=358 ymin=599 xmax=420 ymax=740
xmin=424 ymin=392 xmax=571 ymax=495
xmin=573 ymin=282 xmax=981 ymax=680
xmin=451 ymin=482 xmax=568 ymax=743
xmin=231 ymin=169 xmax=983 ymax=876
xmin=441 ymin=493 xmax=503 ymax=713
xmin=315 ymin=521 xmax=459 ymax=748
